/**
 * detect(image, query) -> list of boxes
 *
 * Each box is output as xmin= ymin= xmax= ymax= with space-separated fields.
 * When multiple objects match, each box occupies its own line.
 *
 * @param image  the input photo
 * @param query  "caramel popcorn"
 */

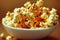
xmin=2 ymin=0 xmax=58 ymax=29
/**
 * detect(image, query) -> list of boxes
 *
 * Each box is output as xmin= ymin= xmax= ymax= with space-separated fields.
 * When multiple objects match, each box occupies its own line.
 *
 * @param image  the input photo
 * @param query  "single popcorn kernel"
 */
xmin=0 ymin=33 xmax=4 ymax=38
xmin=41 ymin=12 xmax=48 ymax=19
xmin=42 ymin=7 xmax=49 ymax=13
xmin=29 ymin=13 xmax=34 ymax=17
xmin=14 ymin=8 xmax=21 ymax=13
xmin=6 ymin=11 xmax=10 ymax=16
xmin=40 ymin=22 xmax=45 ymax=28
xmin=24 ymin=2 xmax=31 ymax=9
xmin=6 ymin=35 xmax=13 ymax=40
xmin=36 ymin=0 xmax=44 ymax=7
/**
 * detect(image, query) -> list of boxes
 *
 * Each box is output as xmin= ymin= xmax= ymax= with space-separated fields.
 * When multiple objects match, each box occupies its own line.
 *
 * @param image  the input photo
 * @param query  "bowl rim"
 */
xmin=2 ymin=20 xmax=58 ymax=31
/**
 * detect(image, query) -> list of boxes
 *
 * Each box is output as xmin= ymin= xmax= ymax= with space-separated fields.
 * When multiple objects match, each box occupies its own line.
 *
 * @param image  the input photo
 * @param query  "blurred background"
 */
xmin=0 ymin=0 xmax=60 ymax=40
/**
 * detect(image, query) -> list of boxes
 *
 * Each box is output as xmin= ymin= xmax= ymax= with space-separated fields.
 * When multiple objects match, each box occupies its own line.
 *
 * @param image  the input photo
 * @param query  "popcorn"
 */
xmin=0 ymin=33 xmax=16 ymax=40
xmin=13 ymin=23 xmax=18 ymax=27
xmin=14 ymin=8 xmax=20 ymax=13
xmin=29 ymin=13 xmax=34 ymax=17
xmin=0 ymin=33 xmax=4 ymax=38
xmin=2 ymin=18 xmax=6 ymax=24
xmin=41 ymin=12 xmax=48 ymax=19
xmin=2 ymin=0 xmax=58 ymax=29
xmin=25 ymin=20 xmax=31 ymax=25
xmin=24 ymin=2 xmax=31 ymax=9
xmin=6 ymin=11 xmax=10 ymax=16
xmin=50 ymin=8 xmax=57 ymax=14
xmin=6 ymin=35 xmax=12 ymax=40
xmin=22 ymin=11 xmax=28 ymax=15
xmin=39 ymin=22 xmax=45 ymax=28
xmin=36 ymin=0 xmax=44 ymax=7
xmin=42 ymin=7 xmax=50 ymax=13
xmin=20 ymin=7 xmax=27 ymax=12
xmin=7 ymin=21 xmax=13 ymax=26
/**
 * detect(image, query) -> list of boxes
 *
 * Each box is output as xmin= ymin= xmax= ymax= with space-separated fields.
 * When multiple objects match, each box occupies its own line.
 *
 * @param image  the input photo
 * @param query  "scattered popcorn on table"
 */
xmin=0 ymin=32 xmax=17 ymax=40
xmin=0 ymin=33 xmax=4 ymax=38
xmin=6 ymin=35 xmax=12 ymax=40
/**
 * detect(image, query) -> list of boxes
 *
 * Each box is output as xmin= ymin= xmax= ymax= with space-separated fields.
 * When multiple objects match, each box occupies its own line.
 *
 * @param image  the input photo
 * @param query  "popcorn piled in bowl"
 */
xmin=2 ymin=0 xmax=58 ymax=29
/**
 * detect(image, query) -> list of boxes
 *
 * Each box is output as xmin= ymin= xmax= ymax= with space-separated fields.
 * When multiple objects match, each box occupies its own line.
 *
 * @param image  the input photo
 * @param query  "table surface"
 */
xmin=0 ymin=21 xmax=60 ymax=40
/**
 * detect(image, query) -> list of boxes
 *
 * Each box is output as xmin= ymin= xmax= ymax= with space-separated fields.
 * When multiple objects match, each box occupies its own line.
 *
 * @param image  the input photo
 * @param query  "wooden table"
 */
xmin=0 ymin=21 xmax=60 ymax=40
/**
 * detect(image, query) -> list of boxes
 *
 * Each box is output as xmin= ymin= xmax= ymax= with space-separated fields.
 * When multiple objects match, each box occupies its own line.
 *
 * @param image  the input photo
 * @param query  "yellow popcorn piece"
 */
xmin=0 ymin=33 xmax=4 ymax=38
xmin=24 ymin=2 xmax=31 ymax=9
xmin=50 ymin=8 xmax=57 ymax=14
xmin=36 ymin=0 xmax=44 ymax=7
xmin=42 ymin=7 xmax=50 ymax=13
xmin=41 ymin=12 xmax=48 ymax=19
xmin=14 ymin=8 xmax=21 ymax=13
xmin=6 ymin=35 xmax=12 ymax=40
xmin=12 ymin=23 xmax=18 ymax=27
xmin=39 ymin=22 xmax=45 ymax=28
xmin=29 ymin=13 xmax=34 ymax=17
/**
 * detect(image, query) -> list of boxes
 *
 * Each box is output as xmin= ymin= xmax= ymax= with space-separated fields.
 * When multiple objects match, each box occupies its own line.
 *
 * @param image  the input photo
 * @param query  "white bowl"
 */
xmin=2 ymin=21 xmax=58 ymax=39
